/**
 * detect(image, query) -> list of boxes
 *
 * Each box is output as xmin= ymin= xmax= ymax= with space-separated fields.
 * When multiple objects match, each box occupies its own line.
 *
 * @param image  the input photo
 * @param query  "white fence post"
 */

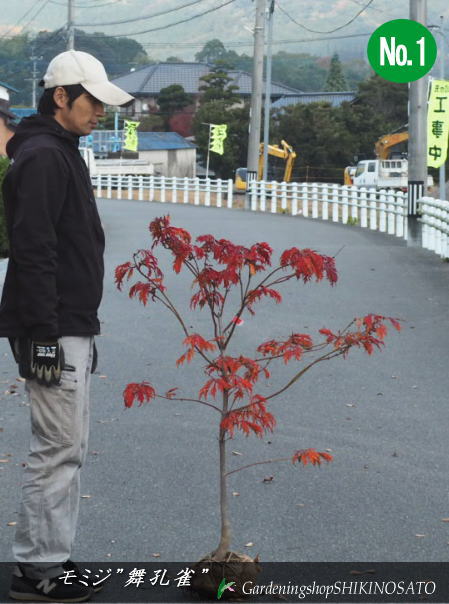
xmin=281 ymin=181 xmax=287 ymax=213
xmin=360 ymin=188 xmax=368 ymax=228
xmin=312 ymin=183 xmax=319 ymax=218
xmin=331 ymin=184 xmax=339 ymax=222
xmin=149 ymin=175 xmax=154 ymax=202
xmin=291 ymin=182 xmax=298 ymax=216
xmin=321 ymin=184 xmax=328 ymax=220
xmin=194 ymin=178 xmax=200 ymax=205
xmin=171 ymin=177 xmax=177 ymax=204
xmin=251 ymin=181 xmax=258 ymax=211
xmin=342 ymin=186 xmax=349 ymax=224
xmin=107 ymin=174 xmax=112 ymax=199
xmin=204 ymin=178 xmax=211 ymax=207
xmin=260 ymin=181 xmax=266 ymax=212
xmin=160 ymin=176 xmax=166 ymax=203
xmin=378 ymin=190 xmax=387 ymax=232
xmin=138 ymin=175 xmax=143 ymax=200
xmin=216 ymin=178 xmax=222 ymax=208
xmin=270 ymin=182 xmax=277 ymax=213
xmin=369 ymin=190 xmax=377 ymax=230
xmin=350 ymin=187 xmax=358 ymax=223
xmin=396 ymin=191 xmax=405 ymax=238
xmin=227 ymin=179 xmax=233 ymax=209
xmin=302 ymin=183 xmax=308 ymax=217
xmin=96 ymin=175 xmax=102 ymax=198
xmin=183 ymin=177 xmax=189 ymax=204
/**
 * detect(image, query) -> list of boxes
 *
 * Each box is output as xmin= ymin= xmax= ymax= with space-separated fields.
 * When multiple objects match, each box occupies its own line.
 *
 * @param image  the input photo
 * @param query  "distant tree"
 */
xmin=0 ymin=30 xmax=151 ymax=105
xmin=355 ymin=74 xmax=407 ymax=127
xmin=165 ymin=56 xmax=184 ymax=63
xmin=198 ymin=63 xmax=239 ymax=105
xmin=324 ymin=53 xmax=348 ymax=91
xmin=271 ymin=52 xmax=327 ymax=92
xmin=195 ymin=39 xmax=227 ymax=64
xmin=192 ymin=100 xmax=249 ymax=179
xmin=157 ymin=84 xmax=193 ymax=130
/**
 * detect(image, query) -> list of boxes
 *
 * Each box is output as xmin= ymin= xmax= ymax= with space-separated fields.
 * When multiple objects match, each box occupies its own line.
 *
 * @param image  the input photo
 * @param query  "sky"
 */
xmin=0 ymin=0 xmax=449 ymax=61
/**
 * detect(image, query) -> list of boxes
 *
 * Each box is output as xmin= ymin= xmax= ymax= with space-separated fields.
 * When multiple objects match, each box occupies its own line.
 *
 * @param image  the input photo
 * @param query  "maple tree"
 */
xmin=116 ymin=215 xmax=401 ymax=561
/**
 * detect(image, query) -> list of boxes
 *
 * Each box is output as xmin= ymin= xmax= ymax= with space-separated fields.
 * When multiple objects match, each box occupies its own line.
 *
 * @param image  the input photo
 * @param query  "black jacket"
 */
xmin=0 ymin=114 xmax=105 ymax=339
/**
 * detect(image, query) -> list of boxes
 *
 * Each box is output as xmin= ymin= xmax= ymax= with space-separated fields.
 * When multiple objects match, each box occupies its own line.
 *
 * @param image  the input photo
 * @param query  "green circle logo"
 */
xmin=367 ymin=19 xmax=437 ymax=83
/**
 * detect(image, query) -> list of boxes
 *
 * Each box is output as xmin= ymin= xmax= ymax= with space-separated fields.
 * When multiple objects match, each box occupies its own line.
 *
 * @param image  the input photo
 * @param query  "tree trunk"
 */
xmin=213 ymin=395 xmax=231 ymax=560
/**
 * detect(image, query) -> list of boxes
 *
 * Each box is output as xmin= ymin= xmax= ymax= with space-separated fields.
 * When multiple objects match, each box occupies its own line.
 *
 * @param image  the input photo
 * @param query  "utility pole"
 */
xmin=246 ymin=0 xmax=266 ymax=204
xmin=30 ymin=55 xmax=41 ymax=108
xmin=408 ymin=0 xmax=427 ymax=216
xmin=26 ymin=43 xmax=42 ymax=109
xmin=67 ymin=0 xmax=75 ymax=50
xmin=262 ymin=0 xmax=274 ymax=181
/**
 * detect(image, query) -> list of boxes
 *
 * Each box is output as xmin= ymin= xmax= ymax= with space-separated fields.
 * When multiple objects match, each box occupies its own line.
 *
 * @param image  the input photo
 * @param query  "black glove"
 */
xmin=30 ymin=340 xmax=65 ymax=387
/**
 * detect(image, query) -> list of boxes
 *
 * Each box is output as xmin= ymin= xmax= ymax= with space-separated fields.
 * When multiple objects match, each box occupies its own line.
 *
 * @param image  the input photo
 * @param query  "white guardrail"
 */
xmin=91 ymin=175 xmax=449 ymax=260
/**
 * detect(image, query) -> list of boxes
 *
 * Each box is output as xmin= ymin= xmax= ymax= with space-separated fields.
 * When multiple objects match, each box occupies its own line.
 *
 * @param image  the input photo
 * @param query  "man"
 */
xmin=0 ymin=50 xmax=133 ymax=602
xmin=0 ymin=100 xmax=17 ymax=157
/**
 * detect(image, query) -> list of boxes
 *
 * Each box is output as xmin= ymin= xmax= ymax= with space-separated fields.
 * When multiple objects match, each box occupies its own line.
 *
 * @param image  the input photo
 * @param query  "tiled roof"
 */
xmin=272 ymin=91 xmax=356 ymax=109
xmin=112 ymin=62 xmax=303 ymax=97
xmin=137 ymin=132 xmax=196 ymax=151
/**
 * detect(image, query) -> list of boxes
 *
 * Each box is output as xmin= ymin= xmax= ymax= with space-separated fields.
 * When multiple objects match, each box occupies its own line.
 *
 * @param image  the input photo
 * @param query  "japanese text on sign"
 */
xmin=427 ymin=79 xmax=449 ymax=168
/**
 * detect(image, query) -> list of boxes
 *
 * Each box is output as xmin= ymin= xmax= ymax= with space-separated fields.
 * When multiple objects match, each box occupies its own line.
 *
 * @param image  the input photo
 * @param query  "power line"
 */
xmin=76 ymin=0 xmax=238 ymax=38
xmin=275 ymin=0 xmax=375 ymax=34
xmin=21 ymin=0 xmax=52 ymax=33
xmin=48 ymin=0 xmax=123 ymax=6
xmin=0 ymin=0 xmax=46 ymax=40
xmin=76 ymin=0 xmax=206 ymax=27
xmin=138 ymin=31 xmax=372 ymax=49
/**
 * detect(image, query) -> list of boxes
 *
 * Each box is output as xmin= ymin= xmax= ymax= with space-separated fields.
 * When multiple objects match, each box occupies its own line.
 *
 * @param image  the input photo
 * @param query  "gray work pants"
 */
xmin=13 ymin=336 xmax=95 ymax=579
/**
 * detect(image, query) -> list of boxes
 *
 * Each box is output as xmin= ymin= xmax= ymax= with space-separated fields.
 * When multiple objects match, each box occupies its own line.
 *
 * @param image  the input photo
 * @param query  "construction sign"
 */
xmin=123 ymin=119 xmax=140 ymax=152
xmin=427 ymin=79 xmax=449 ymax=168
xmin=209 ymin=124 xmax=227 ymax=155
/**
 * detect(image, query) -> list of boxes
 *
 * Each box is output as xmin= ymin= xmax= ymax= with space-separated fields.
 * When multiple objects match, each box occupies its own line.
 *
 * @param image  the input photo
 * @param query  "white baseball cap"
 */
xmin=41 ymin=50 xmax=134 ymax=107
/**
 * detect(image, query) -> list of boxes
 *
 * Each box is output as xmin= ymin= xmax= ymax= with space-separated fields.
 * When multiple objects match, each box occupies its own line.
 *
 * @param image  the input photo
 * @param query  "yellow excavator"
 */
xmin=234 ymin=140 xmax=296 ymax=191
xmin=374 ymin=131 xmax=409 ymax=159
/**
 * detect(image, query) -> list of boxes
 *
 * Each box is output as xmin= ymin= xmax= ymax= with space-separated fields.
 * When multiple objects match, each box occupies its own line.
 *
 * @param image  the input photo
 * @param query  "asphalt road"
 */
xmin=1 ymin=198 xmax=448 ymax=581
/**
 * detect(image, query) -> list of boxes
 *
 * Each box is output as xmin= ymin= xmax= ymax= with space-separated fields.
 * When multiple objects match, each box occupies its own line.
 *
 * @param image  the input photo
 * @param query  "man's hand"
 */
xmin=30 ymin=340 xmax=65 ymax=386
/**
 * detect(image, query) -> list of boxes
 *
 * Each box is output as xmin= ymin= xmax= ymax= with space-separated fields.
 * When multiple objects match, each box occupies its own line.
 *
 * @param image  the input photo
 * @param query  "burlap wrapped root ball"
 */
xmin=190 ymin=552 xmax=261 ymax=599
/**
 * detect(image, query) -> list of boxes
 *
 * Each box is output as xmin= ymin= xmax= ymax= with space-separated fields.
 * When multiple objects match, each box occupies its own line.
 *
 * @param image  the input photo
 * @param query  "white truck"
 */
xmin=351 ymin=158 xmax=433 ymax=190
xmin=80 ymin=147 xmax=154 ymax=177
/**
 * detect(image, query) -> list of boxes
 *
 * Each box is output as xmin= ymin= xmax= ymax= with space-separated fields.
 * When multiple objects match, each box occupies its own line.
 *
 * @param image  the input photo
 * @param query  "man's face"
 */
xmin=54 ymin=89 xmax=105 ymax=136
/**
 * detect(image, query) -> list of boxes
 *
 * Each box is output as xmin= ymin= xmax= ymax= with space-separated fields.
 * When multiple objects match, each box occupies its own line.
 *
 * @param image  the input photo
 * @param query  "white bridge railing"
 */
xmin=92 ymin=174 xmax=449 ymax=259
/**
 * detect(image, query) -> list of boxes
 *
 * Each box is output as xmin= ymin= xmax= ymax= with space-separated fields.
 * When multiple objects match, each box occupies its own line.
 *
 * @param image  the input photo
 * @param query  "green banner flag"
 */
xmin=427 ymin=79 xmax=449 ymax=168
xmin=209 ymin=124 xmax=227 ymax=155
xmin=123 ymin=119 xmax=140 ymax=152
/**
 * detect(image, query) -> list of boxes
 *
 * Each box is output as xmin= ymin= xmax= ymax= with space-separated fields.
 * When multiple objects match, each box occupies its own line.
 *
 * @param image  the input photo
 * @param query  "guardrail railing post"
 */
xmin=183 ymin=177 xmax=189 ymax=204
xmin=250 ymin=181 xmax=258 ymax=211
xmin=205 ymin=178 xmax=211 ymax=207
xmin=280 ymin=181 xmax=287 ymax=213
xmin=312 ymin=183 xmax=319 ymax=218
xmin=301 ymin=183 xmax=308 ymax=217
xmin=227 ymin=179 xmax=233 ymax=209
xmin=350 ymin=187 xmax=358 ymax=223
xmin=360 ymin=188 xmax=368 ymax=227
xmin=341 ymin=186 xmax=349 ymax=224
xmin=160 ymin=176 xmax=166 ymax=203
xmin=369 ymin=190 xmax=377 ymax=230
xmin=291 ymin=182 xmax=298 ymax=216
xmin=107 ymin=174 xmax=112 ymax=199
xmin=216 ymin=178 xmax=222 ymax=208
xmin=96 ymin=175 xmax=102 ymax=198
xmin=331 ymin=184 xmax=339 ymax=222
xmin=321 ymin=183 xmax=328 ymax=220
xmin=270 ymin=181 xmax=277 ymax=213
xmin=378 ymin=190 xmax=387 ymax=232
xmin=194 ymin=177 xmax=200 ymax=205
xmin=396 ymin=191 xmax=405 ymax=239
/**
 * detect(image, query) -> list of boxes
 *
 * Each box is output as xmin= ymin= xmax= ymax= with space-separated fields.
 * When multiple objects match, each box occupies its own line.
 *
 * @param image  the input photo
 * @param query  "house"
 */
xmin=272 ymin=91 xmax=356 ymax=110
xmin=0 ymin=80 xmax=19 ymax=103
xmin=137 ymin=132 xmax=196 ymax=178
xmin=111 ymin=62 xmax=302 ymax=136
